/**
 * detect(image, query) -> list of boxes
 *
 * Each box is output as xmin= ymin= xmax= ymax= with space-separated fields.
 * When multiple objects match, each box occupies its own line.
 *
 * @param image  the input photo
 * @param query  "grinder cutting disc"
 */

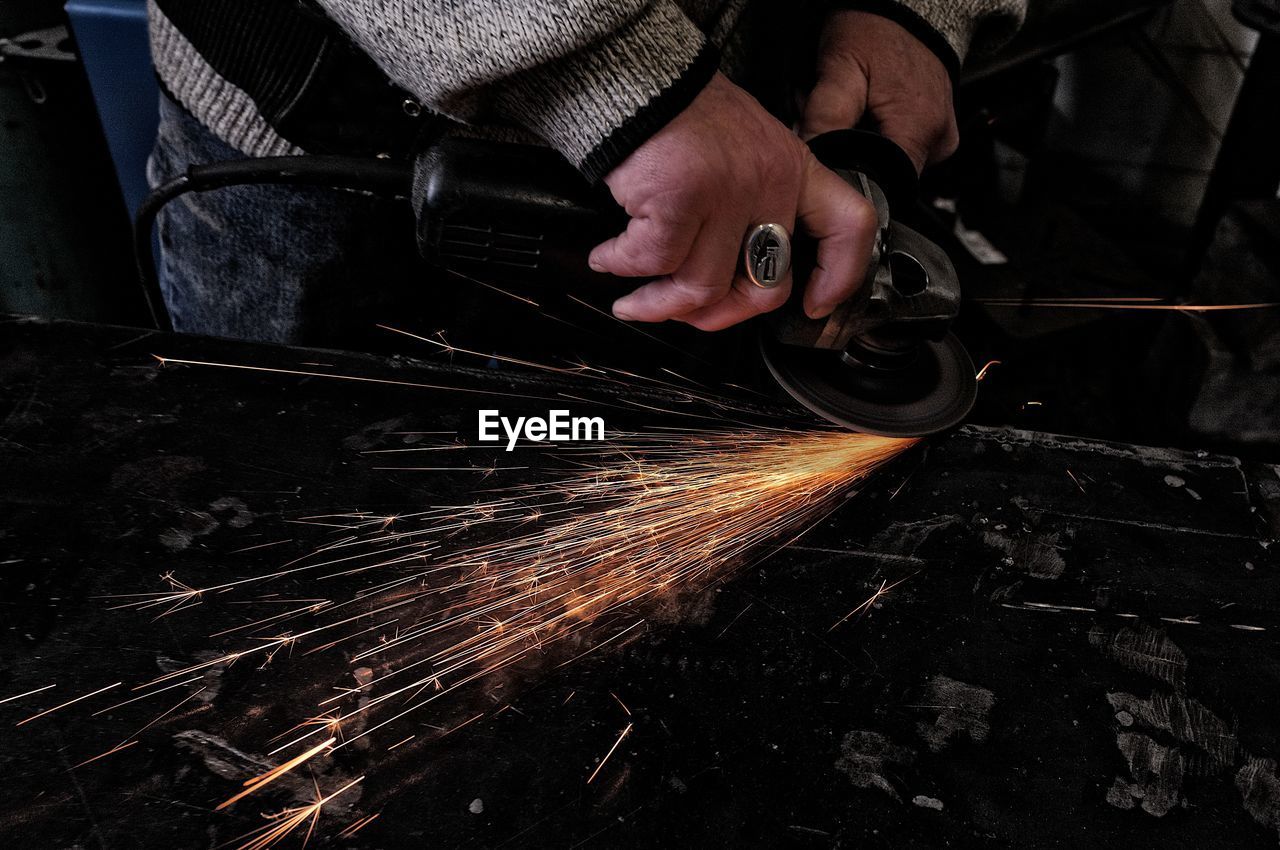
xmin=760 ymin=332 xmax=977 ymax=437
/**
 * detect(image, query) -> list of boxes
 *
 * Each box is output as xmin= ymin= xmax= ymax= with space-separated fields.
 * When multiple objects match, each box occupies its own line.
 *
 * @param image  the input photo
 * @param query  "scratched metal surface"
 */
xmin=1 ymin=314 xmax=1278 ymax=848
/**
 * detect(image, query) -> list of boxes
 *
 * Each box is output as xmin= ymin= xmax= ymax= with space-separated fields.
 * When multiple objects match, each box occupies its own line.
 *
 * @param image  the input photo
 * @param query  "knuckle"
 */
xmin=846 ymin=191 xmax=879 ymax=233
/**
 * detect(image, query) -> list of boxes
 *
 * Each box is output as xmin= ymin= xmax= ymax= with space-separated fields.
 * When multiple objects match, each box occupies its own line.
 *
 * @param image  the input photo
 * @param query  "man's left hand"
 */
xmin=800 ymin=10 xmax=959 ymax=172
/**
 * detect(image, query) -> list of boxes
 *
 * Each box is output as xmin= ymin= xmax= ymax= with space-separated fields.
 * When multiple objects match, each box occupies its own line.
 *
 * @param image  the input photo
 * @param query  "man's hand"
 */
xmin=590 ymin=73 xmax=877 ymax=329
xmin=801 ymin=11 xmax=958 ymax=172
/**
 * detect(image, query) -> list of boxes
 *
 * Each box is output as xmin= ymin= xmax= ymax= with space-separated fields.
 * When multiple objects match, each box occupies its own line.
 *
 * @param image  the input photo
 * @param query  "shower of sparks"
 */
xmin=12 ymin=369 xmax=916 ymax=847
xmin=0 ymin=231 xmax=968 ymax=850
xmin=975 ymin=360 xmax=1001 ymax=382
xmin=101 ymin=431 xmax=915 ymax=749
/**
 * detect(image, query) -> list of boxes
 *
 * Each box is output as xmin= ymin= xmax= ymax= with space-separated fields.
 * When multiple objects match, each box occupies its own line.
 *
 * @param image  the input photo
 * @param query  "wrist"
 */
xmin=829 ymin=0 xmax=1028 ymax=71
xmin=828 ymin=3 xmax=961 ymax=78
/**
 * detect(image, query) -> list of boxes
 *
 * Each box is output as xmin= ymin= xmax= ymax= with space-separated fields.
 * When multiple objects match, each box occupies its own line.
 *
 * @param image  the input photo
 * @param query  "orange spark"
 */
xmin=587 ymin=722 xmax=634 ymax=784
xmin=975 ymin=360 xmax=1001 ymax=382
xmin=16 ymin=682 xmax=121 ymax=727
xmin=72 ymin=740 xmax=139 ymax=769
xmin=217 ymin=737 xmax=336 ymax=811
xmin=0 ymin=683 xmax=56 ymax=705
xmin=338 ymin=812 xmax=381 ymax=838
xmin=386 ymin=735 xmax=415 ymax=751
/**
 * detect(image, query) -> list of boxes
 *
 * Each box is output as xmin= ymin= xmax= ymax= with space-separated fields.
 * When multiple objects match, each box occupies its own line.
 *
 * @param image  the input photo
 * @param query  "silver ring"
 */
xmin=743 ymin=223 xmax=792 ymax=289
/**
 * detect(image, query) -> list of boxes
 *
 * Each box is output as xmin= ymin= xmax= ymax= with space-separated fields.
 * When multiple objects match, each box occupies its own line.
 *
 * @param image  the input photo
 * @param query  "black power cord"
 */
xmin=134 ymin=156 xmax=414 ymax=332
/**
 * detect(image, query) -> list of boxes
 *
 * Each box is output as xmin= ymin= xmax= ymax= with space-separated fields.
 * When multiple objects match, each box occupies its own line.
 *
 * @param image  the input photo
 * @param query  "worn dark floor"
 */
xmin=1 ymin=316 xmax=1278 ymax=847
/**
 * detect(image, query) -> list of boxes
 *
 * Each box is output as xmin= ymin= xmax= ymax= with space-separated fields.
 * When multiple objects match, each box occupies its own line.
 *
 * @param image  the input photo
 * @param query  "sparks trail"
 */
xmin=27 ymin=428 xmax=914 ymax=847
xmin=374 ymin=322 xmax=791 ymax=424
xmin=973 ymin=297 xmax=1279 ymax=313
xmin=151 ymin=344 xmax=803 ymax=432
xmin=138 ymin=430 xmax=914 ymax=753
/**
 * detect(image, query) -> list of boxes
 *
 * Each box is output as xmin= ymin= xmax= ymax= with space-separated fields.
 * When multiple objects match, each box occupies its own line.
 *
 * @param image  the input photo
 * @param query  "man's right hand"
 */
xmin=589 ymin=73 xmax=879 ymax=331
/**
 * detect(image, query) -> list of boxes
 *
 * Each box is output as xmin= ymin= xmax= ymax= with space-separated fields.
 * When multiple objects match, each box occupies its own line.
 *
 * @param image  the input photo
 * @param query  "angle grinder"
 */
xmin=413 ymin=129 xmax=976 ymax=436
xmin=136 ymin=129 xmax=975 ymax=436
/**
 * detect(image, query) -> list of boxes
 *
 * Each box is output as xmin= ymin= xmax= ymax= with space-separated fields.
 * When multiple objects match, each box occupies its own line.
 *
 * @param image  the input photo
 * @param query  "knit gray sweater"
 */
xmin=149 ymin=0 xmax=1026 ymax=181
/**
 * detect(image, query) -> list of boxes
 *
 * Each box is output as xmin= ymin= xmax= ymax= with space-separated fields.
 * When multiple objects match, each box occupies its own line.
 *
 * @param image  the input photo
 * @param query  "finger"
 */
xmin=676 ymin=272 xmax=793 ymax=332
xmin=589 ymin=214 xmax=698 ymax=278
xmin=796 ymin=160 xmax=878 ymax=319
xmin=800 ymin=70 xmax=869 ymax=140
xmin=611 ymin=218 xmax=741 ymax=322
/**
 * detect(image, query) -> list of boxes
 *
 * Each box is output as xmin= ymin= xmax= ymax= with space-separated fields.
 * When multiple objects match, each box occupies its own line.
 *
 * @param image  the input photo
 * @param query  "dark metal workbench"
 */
xmin=1 ymin=315 xmax=1278 ymax=848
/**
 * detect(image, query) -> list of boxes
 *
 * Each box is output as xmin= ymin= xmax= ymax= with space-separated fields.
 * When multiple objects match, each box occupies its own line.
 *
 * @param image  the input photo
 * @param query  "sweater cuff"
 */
xmin=835 ymin=0 xmax=1026 ymax=75
xmin=495 ymin=1 xmax=720 ymax=184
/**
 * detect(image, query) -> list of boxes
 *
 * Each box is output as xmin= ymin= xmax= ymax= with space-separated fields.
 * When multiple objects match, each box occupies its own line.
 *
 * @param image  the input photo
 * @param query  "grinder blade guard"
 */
xmin=761 ymin=130 xmax=976 ymax=436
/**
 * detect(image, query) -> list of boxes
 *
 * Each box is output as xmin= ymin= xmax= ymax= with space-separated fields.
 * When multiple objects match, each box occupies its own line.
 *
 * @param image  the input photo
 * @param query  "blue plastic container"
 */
xmin=64 ymin=0 xmax=157 ymax=215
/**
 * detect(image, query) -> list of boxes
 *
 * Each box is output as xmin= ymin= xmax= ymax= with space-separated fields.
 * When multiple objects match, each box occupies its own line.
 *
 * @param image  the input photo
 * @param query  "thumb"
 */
xmin=800 ymin=69 xmax=869 ymax=140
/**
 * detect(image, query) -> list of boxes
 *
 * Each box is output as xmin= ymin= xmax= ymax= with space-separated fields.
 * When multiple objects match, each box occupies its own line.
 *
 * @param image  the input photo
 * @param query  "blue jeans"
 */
xmin=146 ymin=94 xmax=425 ymax=346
